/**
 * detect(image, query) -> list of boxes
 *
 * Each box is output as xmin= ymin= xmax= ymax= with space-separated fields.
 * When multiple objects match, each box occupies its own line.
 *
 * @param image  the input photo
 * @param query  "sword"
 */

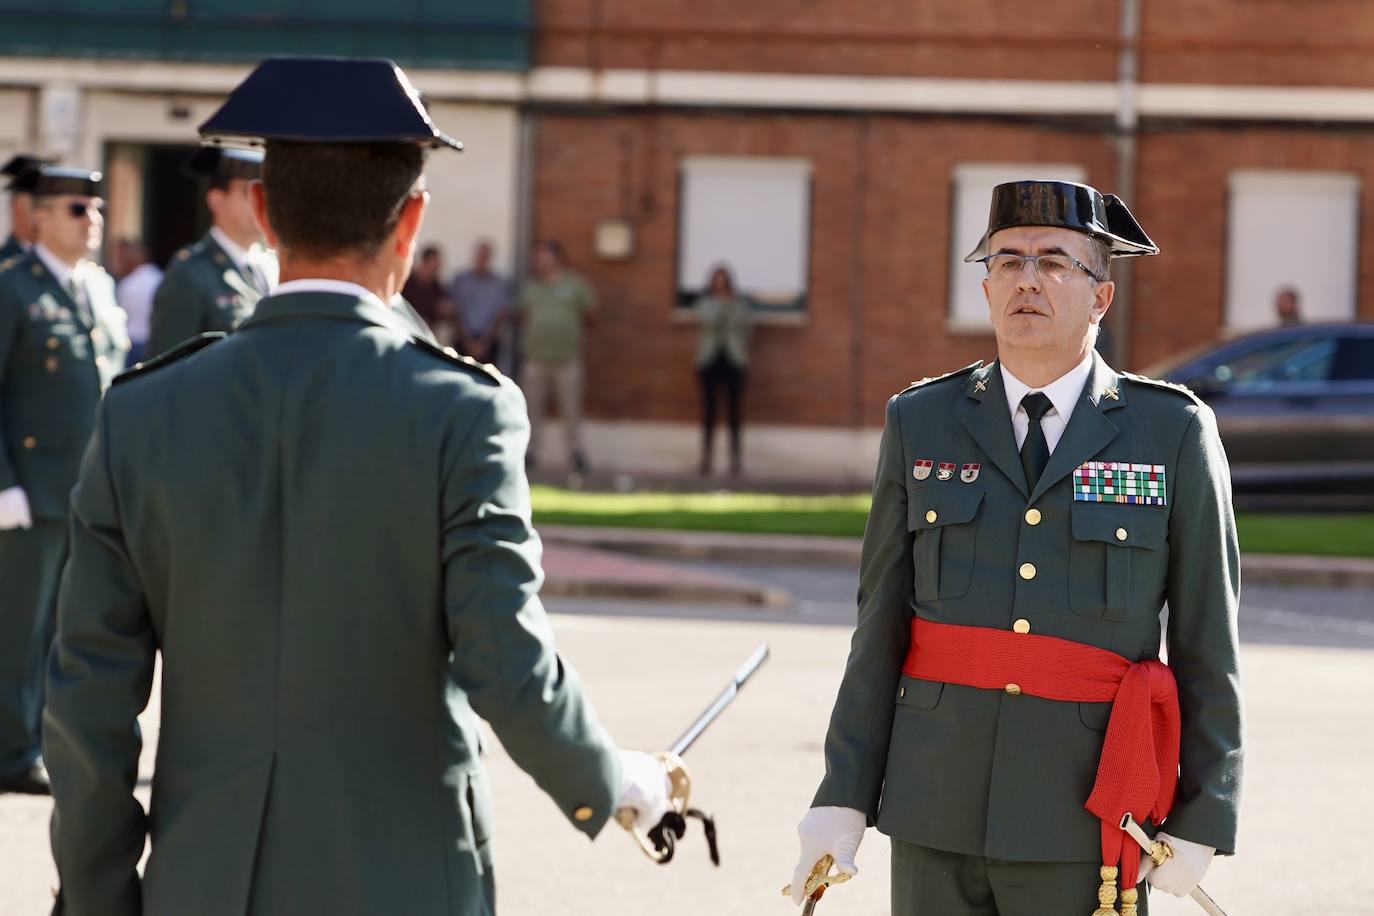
xmin=615 ymin=643 xmax=770 ymax=864
xmin=1120 ymin=815 xmax=1229 ymax=916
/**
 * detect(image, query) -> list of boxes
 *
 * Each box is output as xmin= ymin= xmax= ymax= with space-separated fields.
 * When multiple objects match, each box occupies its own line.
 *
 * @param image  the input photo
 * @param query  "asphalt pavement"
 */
xmin=2 ymin=568 xmax=1370 ymax=915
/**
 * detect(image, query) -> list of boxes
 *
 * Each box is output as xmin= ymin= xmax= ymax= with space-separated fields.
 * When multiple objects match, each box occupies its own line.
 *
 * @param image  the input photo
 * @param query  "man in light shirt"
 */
xmin=789 ymin=180 xmax=1242 ymax=915
xmin=146 ymin=147 xmax=275 ymax=357
xmin=112 ymin=237 xmax=162 ymax=363
xmin=0 ymin=166 xmax=128 ymax=796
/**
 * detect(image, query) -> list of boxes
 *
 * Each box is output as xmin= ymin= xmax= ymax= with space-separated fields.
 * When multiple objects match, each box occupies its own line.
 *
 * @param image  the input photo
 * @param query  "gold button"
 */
xmin=45 ymin=356 xmax=58 ymax=372
xmin=23 ymin=436 xmax=37 ymax=449
xmin=1024 ymin=508 xmax=1042 ymax=526
xmin=1005 ymin=683 xmax=1022 ymax=696
xmin=898 ymin=686 xmax=906 ymax=699
xmin=925 ymin=509 xmax=937 ymax=524
xmin=1013 ymin=618 xmax=1031 ymax=634
xmin=573 ymin=806 xmax=594 ymax=822
xmin=1019 ymin=562 xmax=1036 ymax=580
xmin=47 ymin=337 xmax=60 ymax=350
xmin=91 ymin=328 xmax=102 ymax=342
xmin=1116 ymin=528 xmax=1128 ymax=541
xmin=96 ymin=355 xmax=107 ymax=368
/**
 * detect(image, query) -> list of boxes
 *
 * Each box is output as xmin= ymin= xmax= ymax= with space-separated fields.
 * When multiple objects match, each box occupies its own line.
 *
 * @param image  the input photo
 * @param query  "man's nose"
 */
xmin=1015 ymin=260 xmax=1041 ymax=291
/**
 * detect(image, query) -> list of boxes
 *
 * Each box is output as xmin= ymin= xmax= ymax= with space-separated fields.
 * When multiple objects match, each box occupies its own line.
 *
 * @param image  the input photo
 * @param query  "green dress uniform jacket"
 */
xmin=0 ymin=251 xmax=128 ymax=777
xmin=0 ymin=252 xmax=129 ymax=517
xmin=44 ymin=290 xmax=621 ymax=916
xmin=146 ymin=231 xmax=271 ymax=358
xmin=813 ymin=354 xmax=1243 ymax=864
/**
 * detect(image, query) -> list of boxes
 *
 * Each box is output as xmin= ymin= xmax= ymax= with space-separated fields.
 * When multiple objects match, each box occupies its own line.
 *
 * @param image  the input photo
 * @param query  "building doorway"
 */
xmin=103 ymin=141 xmax=206 ymax=270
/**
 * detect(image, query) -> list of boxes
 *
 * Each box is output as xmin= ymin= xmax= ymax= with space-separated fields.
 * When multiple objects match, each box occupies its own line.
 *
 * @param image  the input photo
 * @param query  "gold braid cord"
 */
xmin=1092 ymin=837 xmax=1170 ymax=916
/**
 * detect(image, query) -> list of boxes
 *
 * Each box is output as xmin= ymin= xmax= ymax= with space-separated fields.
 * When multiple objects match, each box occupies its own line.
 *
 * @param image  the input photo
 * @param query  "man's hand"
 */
xmin=788 ymin=806 xmax=866 ymax=905
xmin=615 ymin=750 xmax=672 ymax=832
xmin=1140 ymin=832 xmax=1215 ymax=896
xmin=0 ymin=487 xmax=32 ymax=530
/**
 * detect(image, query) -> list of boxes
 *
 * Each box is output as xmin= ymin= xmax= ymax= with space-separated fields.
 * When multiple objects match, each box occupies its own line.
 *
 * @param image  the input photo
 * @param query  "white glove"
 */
xmin=0 ymin=487 xmax=32 ymax=530
xmin=788 ymin=806 xmax=866 ymax=905
xmin=1140 ymin=831 xmax=1215 ymax=896
xmin=615 ymin=750 xmax=672 ymax=833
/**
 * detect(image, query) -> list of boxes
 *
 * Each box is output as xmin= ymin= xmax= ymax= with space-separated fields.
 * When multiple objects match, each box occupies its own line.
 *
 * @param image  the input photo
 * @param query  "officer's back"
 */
xmin=43 ymin=58 xmax=657 ymax=916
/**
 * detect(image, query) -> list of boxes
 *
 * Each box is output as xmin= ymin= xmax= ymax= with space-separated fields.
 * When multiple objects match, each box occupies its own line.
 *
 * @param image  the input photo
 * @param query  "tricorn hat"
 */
xmin=963 ymin=179 xmax=1159 ymax=262
xmin=31 ymin=165 xmax=102 ymax=198
xmin=199 ymin=56 xmax=462 ymax=151
xmin=3 ymin=154 xmax=53 ymax=192
xmin=180 ymin=146 xmax=264 ymax=182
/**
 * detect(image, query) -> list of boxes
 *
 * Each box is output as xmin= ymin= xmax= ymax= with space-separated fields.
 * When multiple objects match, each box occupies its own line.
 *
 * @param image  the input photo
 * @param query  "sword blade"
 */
xmin=669 ymin=643 xmax=770 ymax=757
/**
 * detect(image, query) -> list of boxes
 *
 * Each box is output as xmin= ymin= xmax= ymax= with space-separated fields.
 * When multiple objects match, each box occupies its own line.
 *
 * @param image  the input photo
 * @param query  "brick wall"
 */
xmin=532 ymin=111 xmax=1117 ymax=429
xmin=535 ymin=0 xmax=1118 ymax=82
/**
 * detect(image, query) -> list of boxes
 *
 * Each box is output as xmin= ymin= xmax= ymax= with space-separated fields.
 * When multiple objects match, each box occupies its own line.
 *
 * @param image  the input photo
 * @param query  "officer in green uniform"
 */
xmin=44 ymin=57 xmax=672 ymax=915
xmin=1 ymin=154 xmax=52 ymax=263
xmin=789 ymin=181 xmax=1242 ymax=915
xmin=0 ymin=165 xmax=128 ymax=795
xmin=146 ymin=146 xmax=275 ymax=357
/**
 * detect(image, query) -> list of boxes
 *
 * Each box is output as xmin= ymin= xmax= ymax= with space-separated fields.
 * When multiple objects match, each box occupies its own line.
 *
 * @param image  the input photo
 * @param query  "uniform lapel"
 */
xmin=959 ymin=362 xmax=1030 ymax=499
xmin=30 ymin=256 xmax=92 ymax=328
xmin=1027 ymin=351 xmax=1126 ymax=505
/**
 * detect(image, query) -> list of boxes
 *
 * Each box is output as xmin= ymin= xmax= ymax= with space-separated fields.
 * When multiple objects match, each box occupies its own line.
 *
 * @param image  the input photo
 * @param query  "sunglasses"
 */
xmin=63 ymin=201 xmax=103 ymax=219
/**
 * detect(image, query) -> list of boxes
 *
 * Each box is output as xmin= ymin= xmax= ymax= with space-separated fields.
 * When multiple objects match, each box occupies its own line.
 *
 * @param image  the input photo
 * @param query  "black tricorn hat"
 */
xmin=3 ymin=154 xmax=53 ymax=192
xmin=180 ymin=146 xmax=264 ymax=182
xmin=963 ymin=179 xmax=1159 ymax=262
xmin=198 ymin=56 xmax=463 ymax=151
xmin=32 ymin=165 xmax=102 ymax=198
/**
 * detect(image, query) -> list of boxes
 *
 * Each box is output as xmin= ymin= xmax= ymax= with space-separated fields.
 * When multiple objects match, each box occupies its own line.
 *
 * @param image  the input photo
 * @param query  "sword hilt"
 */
xmin=781 ymin=854 xmax=852 ymax=907
xmin=615 ymin=752 xmax=702 ymax=864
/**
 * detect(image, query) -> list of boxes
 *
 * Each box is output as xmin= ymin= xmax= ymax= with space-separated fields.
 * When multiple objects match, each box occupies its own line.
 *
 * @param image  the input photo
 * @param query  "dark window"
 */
xmin=1195 ymin=336 xmax=1338 ymax=391
xmin=1331 ymin=336 xmax=1374 ymax=382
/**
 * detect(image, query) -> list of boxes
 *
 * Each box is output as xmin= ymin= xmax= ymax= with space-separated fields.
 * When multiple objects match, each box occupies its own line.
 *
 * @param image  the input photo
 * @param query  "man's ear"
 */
xmin=1093 ymin=279 xmax=1116 ymax=322
xmin=393 ymin=191 xmax=429 ymax=259
xmin=248 ymin=181 xmax=279 ymax=249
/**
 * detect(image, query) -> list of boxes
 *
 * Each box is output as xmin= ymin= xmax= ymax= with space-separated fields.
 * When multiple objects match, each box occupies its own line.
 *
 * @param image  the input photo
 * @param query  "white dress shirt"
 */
xmin=33 ymin=242 xmax=82 ymax=293
xmin=271 ymin=278 xmax=386 ymax=307
xmin=115 ymin=262 xmax=163 ymax=345
xmin=1000 ymin=351 xmax=1095 ymax=454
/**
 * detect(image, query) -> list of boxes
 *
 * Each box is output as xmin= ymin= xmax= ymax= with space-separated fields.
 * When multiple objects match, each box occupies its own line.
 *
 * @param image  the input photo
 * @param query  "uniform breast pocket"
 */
xmin=908 ymin=488 xmax=984 ymax=602
xmin=1067 ymin=503 xmax=1168 ymax=620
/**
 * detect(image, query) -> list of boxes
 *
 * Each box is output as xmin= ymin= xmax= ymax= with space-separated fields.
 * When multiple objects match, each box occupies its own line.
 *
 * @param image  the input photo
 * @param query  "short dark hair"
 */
xmin=536 ymin=239 xmax=565 ymax=263
xmin=263 ymin=141 xmax=424 ymax=260
xmin=420 ymin=244 xmax=441 ymax=261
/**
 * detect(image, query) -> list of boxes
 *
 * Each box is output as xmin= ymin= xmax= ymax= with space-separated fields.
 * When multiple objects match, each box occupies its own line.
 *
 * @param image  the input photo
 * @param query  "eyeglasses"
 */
xmin=62 ymin=201 xmax=103 ymax=219
xmin=980 ymin=253 xmax=1103 ymax=284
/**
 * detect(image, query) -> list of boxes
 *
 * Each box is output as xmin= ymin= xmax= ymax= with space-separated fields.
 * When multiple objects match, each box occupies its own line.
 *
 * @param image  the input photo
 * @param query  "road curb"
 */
xmin=539 ymin=525 xmax=1374 ymax=589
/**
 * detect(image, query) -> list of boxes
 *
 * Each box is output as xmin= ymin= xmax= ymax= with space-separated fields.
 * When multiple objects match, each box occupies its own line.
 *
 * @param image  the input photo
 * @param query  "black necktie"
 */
xmin=1019 ymin=392 xmax=1054 ymax=490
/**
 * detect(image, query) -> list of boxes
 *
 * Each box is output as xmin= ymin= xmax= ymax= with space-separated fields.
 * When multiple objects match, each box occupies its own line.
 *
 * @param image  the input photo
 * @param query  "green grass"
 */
xmin=1234 ymin=513 xmax=1374 ymax=559
xmin=530 ymin=486 xmax=872 ymax=538
xmin=531 ymin=486 xmax=1374 ymax=557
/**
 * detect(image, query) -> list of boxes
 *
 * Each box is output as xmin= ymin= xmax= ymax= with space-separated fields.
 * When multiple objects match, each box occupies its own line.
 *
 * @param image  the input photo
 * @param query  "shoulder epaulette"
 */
xmin=112 ymin=332 xmax=225 ymax=385
xmin=1119 ymin=371 xmax=1204 ymax=405
xmin=899 ymin=361 xmax=983 ymax=395
xmin=407 ymin=336 xmax=503 ymax=383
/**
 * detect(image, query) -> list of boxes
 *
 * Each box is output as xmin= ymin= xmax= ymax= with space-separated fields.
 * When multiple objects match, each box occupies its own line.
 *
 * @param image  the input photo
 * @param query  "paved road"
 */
xmin=3 ymin=577 xmax=1371 ymax=914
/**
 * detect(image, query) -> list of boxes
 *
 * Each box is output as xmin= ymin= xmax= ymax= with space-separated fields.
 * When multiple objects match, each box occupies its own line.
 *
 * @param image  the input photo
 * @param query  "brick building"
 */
xmin=4 ymin=2 xmax=1374 ymax=480
xmin=526 ymin=0 xmax=1374 ymax=480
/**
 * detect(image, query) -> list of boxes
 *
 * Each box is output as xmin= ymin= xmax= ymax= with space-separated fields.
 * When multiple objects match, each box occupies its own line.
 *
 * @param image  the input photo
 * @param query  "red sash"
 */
xmin=902 ymin=617 xmax=1180 ymax=887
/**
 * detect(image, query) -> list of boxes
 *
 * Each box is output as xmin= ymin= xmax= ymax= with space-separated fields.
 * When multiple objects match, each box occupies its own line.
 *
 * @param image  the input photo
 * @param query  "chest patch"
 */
xmin=1073 ymin=461 xmax=1167 ymax=505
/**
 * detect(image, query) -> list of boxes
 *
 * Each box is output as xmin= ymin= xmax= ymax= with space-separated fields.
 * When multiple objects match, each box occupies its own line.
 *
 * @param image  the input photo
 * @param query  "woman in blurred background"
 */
xmin=694 ymin=264 xmax=752 ymax=477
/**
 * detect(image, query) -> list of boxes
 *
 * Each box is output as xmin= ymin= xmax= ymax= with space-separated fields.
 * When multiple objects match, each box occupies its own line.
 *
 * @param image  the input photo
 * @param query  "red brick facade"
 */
xmin=528 ymin=1 xmax=1374 ymax=431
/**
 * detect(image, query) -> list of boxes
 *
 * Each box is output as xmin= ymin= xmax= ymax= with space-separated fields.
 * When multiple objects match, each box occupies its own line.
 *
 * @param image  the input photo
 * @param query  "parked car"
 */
xmin=1147 ymin=322 xmax=1374 ymax=492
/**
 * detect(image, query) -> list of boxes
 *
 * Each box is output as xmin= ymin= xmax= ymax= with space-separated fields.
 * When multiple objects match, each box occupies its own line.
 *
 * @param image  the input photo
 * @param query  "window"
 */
xmin=1332 ymin=336 xmax=1374 ymax=382
xmin=1197 ymin=336 xmax=1338 ymax=391
xmin=677 ymin=156 xmax=811 ymax=311
xmin=948 ymin=163 xmax=1086 ymax=329
xmin=1225 ymin=171 xmax=1359 ymax=332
